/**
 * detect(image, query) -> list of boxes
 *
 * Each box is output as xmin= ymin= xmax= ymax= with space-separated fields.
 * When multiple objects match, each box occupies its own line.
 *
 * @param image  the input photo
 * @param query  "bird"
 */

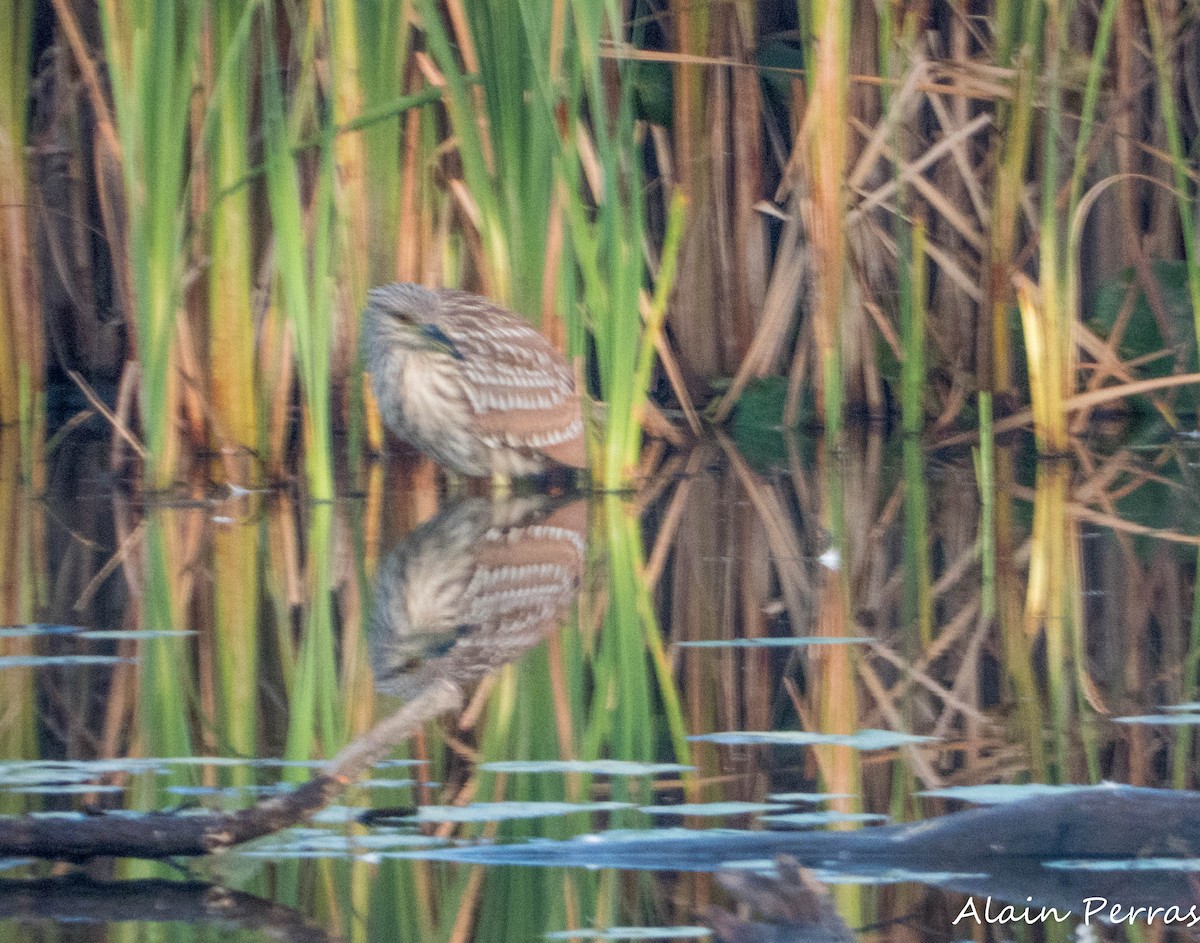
xmin=368 ymin=496 xmax=588 ymax=700
xmin=361 ymin=283 xmax=587 ymax=478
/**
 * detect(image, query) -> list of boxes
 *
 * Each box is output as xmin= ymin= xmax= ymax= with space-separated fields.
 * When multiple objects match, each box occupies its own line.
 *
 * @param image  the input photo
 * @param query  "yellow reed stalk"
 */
xmin=330 ymin=0 xmax=410 ymax=456
xmin=985 ymin=52 xmax=1035 ymax=400
xmin=666 ymin=0 xmax=721 ymax=379
xmin=333 ymin=506 xmax=375 ymax=740
xmin=205 ymin=3 xmax=258 ymax=475
xmin=1015 ymin=274 xmax=1072 ymax=454
xmin=812 ymin=531 xmax=865 ymax=928
xmin=806 ymin=0 xmax=850 ymax=435
xmin=0 ymin=432 xmax=39 ymax=805
xmin=994 ymin=447 xmax=1046 ymax=778
xmin=0 ymin=0 xmax=44 ymax=483
xmin=1024 ymin=461 xmax=1080 ymax=771
xmin=329 ymin=0 xmax=370 ymax=386
xmin=211 ymin=520 xmax=260 ymax=778
xmin=260 ymin=299 xmax=295 ymax=482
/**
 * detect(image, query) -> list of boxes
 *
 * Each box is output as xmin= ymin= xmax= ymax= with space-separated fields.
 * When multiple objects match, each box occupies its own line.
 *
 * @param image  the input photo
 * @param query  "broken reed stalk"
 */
xmin=1014 ymin=274 xmax=1069 ymax=454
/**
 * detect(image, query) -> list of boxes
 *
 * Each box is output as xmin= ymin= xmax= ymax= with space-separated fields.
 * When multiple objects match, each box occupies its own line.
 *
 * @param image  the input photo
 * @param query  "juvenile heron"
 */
xmin=362 ymin=283 xmax=586 ymax=477
xmin=368 ymin=496 xmax=588 ymax=700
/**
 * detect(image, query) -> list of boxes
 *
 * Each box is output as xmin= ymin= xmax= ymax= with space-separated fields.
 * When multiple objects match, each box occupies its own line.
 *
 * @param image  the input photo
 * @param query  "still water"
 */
xmin=3 ymin=428 xmax=1200 ymax=941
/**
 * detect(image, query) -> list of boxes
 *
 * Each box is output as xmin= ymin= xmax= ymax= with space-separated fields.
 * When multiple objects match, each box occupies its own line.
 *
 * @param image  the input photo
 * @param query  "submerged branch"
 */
xmin=0 ymin=681 xmax=464 ymax=862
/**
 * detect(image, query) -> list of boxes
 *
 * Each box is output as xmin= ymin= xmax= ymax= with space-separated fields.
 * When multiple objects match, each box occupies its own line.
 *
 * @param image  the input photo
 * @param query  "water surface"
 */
xmin=3 ymin=430 xmax=1200 ymax=941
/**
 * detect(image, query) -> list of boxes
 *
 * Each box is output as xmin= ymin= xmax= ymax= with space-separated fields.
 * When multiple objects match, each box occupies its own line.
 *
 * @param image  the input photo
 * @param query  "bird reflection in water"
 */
xmin=368 ymin=497 xmax=588 ymax=700
xmin=705 ymin=860 xmax=851 ymax=943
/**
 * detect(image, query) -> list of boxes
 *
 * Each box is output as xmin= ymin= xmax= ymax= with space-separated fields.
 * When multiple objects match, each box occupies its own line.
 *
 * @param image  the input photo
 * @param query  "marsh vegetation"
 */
xmin=4 ymin=1 xmax=1200 ymax=940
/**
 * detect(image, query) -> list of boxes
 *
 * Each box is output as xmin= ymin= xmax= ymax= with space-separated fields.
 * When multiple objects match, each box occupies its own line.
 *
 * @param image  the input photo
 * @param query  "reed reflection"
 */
xmin=368 ymin=496 xmax=588 ymax=700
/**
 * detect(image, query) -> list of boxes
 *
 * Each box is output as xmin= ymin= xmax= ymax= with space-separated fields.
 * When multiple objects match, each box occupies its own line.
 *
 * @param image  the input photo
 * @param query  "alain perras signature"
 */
xmin=955 ymin=896 xmax=1200 ymax=927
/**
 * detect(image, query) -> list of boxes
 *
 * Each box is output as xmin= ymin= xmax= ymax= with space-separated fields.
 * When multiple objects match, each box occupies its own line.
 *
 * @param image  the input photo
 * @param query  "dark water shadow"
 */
xmin=406 ymin=784 xmax=1200 ymax=913
xmin=0 ymin=876 xmax=331 ymax=941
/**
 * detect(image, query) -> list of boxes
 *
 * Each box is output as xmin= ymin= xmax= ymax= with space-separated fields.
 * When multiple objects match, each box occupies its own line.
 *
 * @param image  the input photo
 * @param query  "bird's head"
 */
xmin=363 ymin=283 xmax=464 ymax=359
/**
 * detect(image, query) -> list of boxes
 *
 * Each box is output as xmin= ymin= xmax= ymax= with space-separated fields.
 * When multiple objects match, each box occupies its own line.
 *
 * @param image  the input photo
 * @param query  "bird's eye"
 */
xmin=382 ymin=656 xmax=423 ymax=679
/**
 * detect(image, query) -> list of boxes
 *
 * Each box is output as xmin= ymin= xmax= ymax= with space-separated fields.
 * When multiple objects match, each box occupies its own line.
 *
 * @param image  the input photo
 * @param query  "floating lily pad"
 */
xmin=689 ymin=730 xmax=938 ymax=750
xmin=77 ymin=630 xmax=196 ymax=640
xmin=481 ymin=761 xmax=693 ymax=776
xmin=0 ymin=759 xmax=161 ymax=785
xmin=758 ymin=811 xmax=887 ymax=826
xmin=405 ymin=801 xmax=632 ymax=823
xmin=395 ymin=827 xmax=793 ymax=871
xmin=638 ymin=802 xmax=792 ymax=817
xmin=545 ymin=927 xmax=710 ymax=940
xmin=167 ymin=784 xmax=292 ymax=798
xmin=240 ymin=831 xmax=449 ymax=859
xmin=1045 ymin=857 xmax=1200 ymax=872
xmin=311 ymin=806 xmax=370 ymax=825
xmin=0 ymin=655 xmax=133 ymax=668
xmin=1114 ymin=714 xmax=1200 ymax=725
xmin=2 ymin=783 xmax=126 ymax=795
xmin=0 ymin=624 xmax=88 ymax=637
xmin=355 ymin=779 xmax=418 ymax=789
xmin=813 ymin=866 xmax=991 ymax=885
xmin=675 ymin=637 xmax=870 ymax=648
xmin=918 ymin=784 xmax=1091 ymax=804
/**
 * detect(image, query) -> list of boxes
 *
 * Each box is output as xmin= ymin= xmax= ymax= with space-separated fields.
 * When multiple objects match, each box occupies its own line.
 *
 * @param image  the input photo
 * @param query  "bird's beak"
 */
xmin=417 ymin=324 xmax=465 ymax=360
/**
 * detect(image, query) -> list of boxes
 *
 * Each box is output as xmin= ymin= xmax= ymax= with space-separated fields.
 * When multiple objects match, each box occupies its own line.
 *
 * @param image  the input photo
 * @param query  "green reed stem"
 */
xmin=1143 ymin=0 xmax=1200 ymax=357
xmin=98 ymin=0 xmax=203 ymax=487
xmin=976 ymin=392 xmax=996 ymax=621
xmin=628 ymin=193 xmax=687 ymax=467
xmin=901 ymin=219 xmax=926 ymax=436
xmin=1066 ymin=0 xmax=1119 ymax=217
xmin=413 ymin=0 xmax=515 ymax=304
xmin=349 ymin=0 xmax=410 ymax=285
xmin=902 ymin=437 xmax=933 ymax=645
xmin=986 ymin=43 xmax=1035 ymax=398
xmin=284 ymin=504 xmax=338 ymax=778
xmin=205 ymin=86 xmax=445 ymax=221
xmin=560 ymin=1 xmax=659 ymax=488
xmin=262 ymin=19 xmax=335 ymax=501
xmin=140 ymin=517 xmax=194 ymax=760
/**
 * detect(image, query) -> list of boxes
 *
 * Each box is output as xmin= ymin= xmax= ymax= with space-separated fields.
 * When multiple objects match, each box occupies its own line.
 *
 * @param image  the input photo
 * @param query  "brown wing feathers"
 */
xmin=432 ymin=292 xmax=586 ymax=468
